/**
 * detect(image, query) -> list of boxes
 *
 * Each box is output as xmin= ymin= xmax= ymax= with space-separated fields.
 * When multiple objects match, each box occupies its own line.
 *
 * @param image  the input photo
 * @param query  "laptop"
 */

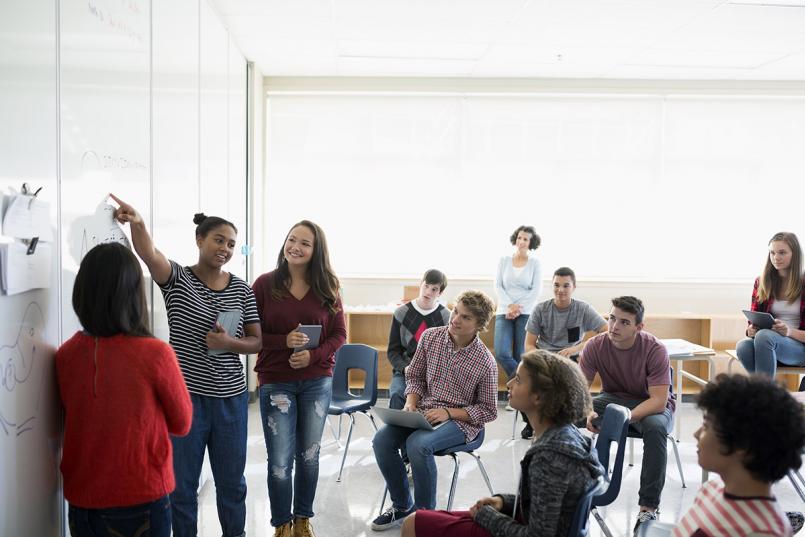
xmin=742 ymin=310 xmax=775 ymax=330
xmin=372 ymin=406 xmax=446 ymax=431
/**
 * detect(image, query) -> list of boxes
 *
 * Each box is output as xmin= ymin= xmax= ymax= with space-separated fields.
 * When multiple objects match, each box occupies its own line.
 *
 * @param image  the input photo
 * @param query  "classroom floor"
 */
xmin=196 ymin=399 xmax=804 ymax=537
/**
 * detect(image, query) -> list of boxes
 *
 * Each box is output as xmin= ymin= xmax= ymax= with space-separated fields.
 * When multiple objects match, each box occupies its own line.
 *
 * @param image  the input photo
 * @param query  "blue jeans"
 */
xmin=259 ymin=376 xmax=333 ymax=528
xmin=372 ymin=421 xmax=466 ymax=510
xmin=171 ymin=392 xmax=248 ymax=537
xmin=493 ymin=314 xmax=529 ymax=378
xmin=68 ymin=495 xmax=171 ymax=537
xmin=389 ymin=371 xmax=406 ymax=410
xmin=736 ymin=329 xmax=805 ymax=377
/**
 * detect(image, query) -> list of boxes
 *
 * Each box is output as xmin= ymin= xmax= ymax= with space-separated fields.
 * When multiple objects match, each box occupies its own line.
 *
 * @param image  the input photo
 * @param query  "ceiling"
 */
xmin=210 ymin=0 xmax=805 ymax=80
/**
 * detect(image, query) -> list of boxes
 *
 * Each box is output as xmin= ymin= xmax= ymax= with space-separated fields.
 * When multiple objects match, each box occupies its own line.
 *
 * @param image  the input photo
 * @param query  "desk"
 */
xmin=661 ymin=339 xmax=716 ymax=435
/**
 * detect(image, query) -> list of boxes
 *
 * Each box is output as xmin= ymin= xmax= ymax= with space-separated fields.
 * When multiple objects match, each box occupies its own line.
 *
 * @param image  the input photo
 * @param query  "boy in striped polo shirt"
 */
xmin=672 ymin=374 xmax=804 ymax=537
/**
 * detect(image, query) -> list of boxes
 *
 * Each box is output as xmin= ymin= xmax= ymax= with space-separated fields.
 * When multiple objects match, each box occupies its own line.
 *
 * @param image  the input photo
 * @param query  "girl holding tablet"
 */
xmin=112 ymin=194 xmax=262 ymax=537
xmin=252 ymin=220 xmax=346 ymax=537
xmin=736 ymin=231 xmax=805 ymax=377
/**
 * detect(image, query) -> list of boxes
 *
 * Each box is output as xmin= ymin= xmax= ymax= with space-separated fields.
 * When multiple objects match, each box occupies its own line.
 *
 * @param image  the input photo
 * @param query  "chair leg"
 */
xmin=327 ymin=415 xmax=342 ymax=448
xmin=629 ymin=437 xmax=635 ymax=467
xmin=788 ymin=471 xmax=805 ymax=503
xmin=592 ymin=507 xmax=615 ymax=537
xmin=511 ymin=410 xmax=518 ymax=440
xmin=469 ymin=452 xmax=494 ymax=495
xmin=668 ymin=435 xmax=686 ymax=488
xmin=446 ymin=454 xmax=459 ymax=511
xmin=336 ymin=413 xmax=356 ymax=483
xmin=359 ymin=410 xmax=378 ymax=431
xmin=379 ymin=486 xmax=388 ymax=515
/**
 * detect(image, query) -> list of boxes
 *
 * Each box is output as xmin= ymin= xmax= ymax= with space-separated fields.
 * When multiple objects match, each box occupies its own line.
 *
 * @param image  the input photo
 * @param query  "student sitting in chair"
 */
xmin=580 ymin=296 xmax=674 ymax=535
xmin=371 ymin=291 xmax=499 ymax=531
xmin=387 ymin=269 xmax=450 ymax=409
xmin=520 ymin=266 xmax=607 ymax=438
xmin=672 ymin=373 xmax=805 ymax=537
xmin=401 ymin=350 xmax=604 ymax=537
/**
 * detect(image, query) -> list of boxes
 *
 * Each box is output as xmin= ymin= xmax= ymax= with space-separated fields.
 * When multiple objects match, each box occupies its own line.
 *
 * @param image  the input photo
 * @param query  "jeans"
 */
xmin=736 ymin=329 xmax=805 ymax=377
xmin=592 ymin=393 xmax=673 ymax=509
xmin=259 ymin=376 xmax=333 ymax=528
xmin=389 ymin=371 xmax=406 ymax=410
xmin=171 ymin=392 xmax=248 ymax=537
xmin=68 ymin=495 xmax=171 ymax=537
xmin=372 ymin=420 xmax=466 ymax=510
xmin=493 ymin=314 xmax=529 ymax=378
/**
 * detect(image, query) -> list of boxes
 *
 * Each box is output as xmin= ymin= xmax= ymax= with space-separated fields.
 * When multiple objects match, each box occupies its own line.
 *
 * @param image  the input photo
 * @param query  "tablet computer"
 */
xmin=295 ymin=324 xmax=322 ymax=352
xmin=373 ymin=406 xmax=446 ymax=431
xmin=742 ymin=310 xmax=775 ymax=330
xmin=209 ymin=310 xmax=242 ymax=356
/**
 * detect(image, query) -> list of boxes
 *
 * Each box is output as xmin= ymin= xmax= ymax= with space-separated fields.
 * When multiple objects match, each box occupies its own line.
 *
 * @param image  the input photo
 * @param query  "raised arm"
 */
xmin=110 ymin=193 xmax=171 ymax=285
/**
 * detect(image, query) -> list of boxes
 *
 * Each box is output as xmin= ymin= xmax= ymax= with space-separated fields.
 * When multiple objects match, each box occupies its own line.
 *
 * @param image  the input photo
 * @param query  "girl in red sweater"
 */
xmin=252 ymin=220 xmax=347 ymax=537
xmin=56 ymin=243 xmax=192 ymax=537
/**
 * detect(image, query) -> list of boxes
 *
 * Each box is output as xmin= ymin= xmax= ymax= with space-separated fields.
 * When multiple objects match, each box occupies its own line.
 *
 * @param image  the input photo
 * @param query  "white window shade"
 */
xmin=265 ymin=93 xmax=804 ymax=280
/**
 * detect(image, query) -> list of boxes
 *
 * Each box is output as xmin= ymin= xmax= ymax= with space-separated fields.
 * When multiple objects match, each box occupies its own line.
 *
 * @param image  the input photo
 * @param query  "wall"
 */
xmin=0 ymin=0 xmax=250 ymax=534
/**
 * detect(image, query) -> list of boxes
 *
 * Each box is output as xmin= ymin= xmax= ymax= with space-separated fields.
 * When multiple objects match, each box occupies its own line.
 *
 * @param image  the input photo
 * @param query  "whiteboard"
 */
xmin=0 ymin=0 xmax=62 ymax=535
xmin=1 ymin=0 xmax=250 ymax=535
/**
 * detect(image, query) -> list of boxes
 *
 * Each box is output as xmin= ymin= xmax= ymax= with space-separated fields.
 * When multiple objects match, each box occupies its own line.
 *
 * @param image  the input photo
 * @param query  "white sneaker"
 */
xmin=504 ymin=403 xmax=514 ymax=411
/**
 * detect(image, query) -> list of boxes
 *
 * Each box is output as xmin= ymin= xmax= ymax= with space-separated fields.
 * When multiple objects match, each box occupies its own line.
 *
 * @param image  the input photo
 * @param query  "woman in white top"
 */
xmin=736 ymin=231 xmax=805 ymax=378
xmin=494 ymin=225 xmax=542 ymax=380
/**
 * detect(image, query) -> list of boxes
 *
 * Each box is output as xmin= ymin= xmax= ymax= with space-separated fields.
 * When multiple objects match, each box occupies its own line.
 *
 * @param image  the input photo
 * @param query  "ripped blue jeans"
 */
xmin=258 ymin=377 xmax=333 ymax=528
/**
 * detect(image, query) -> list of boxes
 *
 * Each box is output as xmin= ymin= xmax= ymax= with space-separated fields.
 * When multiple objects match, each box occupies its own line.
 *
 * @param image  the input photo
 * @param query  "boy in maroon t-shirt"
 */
xmin=579 ymin=295 xmax=674 ymax=536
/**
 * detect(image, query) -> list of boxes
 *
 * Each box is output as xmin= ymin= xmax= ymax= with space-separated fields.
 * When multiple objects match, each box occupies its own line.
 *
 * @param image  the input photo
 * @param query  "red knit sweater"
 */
xmin=252 ymin=271 xmax=347 ymax=384
xmin=56 ymin=332 xmax=192 ymax=508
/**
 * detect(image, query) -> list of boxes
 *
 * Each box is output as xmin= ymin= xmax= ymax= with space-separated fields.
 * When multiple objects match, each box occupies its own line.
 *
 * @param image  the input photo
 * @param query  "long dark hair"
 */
xmin=271 ymin=220 xmax=340 ymax=314
xmin=73 ymin=243 xmax=151 ymax=337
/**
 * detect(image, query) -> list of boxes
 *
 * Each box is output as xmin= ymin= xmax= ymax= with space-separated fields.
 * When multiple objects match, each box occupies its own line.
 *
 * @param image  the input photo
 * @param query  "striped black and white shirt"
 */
xmin=159 ymin=260 xmax=260 ymax=398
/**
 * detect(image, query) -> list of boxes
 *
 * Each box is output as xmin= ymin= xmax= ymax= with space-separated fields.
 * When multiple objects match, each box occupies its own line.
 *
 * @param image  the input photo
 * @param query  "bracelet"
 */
xmin=444 ymin=408 xmax=453 ymax=421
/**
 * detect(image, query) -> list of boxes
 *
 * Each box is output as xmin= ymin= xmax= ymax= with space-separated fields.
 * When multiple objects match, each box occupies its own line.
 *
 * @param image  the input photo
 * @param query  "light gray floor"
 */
xmin=196 ymin=399 xmax=803 ymax=537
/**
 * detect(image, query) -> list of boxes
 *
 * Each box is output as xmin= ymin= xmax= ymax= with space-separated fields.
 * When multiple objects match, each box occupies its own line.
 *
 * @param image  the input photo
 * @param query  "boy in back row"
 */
xmin=387 ymin=270 xmax=451 ymax=409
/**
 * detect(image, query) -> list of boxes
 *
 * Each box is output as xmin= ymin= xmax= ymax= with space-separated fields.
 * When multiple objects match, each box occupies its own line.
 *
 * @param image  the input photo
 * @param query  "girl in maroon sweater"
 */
xmin=252 ymin=220 xmax=346 ymax=537
xmin=56 ymin=243 xmax=192 ymax=537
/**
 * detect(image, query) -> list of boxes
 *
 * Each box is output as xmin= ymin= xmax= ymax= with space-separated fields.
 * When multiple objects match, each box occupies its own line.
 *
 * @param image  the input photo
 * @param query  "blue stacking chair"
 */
xmin=328 ymin=344 xmax=379 ymax=482
xmin=569 ymin=477 xmax=605 ymax=537
xmin=379 ymin=428 xmax=494 ymax=512
xmin=591 ymin=404 xmax=631 ymax=537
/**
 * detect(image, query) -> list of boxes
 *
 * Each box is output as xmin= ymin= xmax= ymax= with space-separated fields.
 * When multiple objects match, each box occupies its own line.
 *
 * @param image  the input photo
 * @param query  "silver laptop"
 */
xmin=373 ymin=407 xmax=446 ymax=431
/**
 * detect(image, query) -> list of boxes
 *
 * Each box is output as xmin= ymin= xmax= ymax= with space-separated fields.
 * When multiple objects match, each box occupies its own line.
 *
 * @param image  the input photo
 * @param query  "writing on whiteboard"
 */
xmin=0 ymin=301 xmax=46 ymax=437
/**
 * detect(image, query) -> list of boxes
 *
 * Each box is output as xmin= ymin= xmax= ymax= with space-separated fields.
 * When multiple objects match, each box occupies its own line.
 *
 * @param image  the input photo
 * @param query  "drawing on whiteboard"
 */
xmin=0 ymin=301 xmax=46 ymax=437
xmin=68 ymin=200 xmax=132 ymax=263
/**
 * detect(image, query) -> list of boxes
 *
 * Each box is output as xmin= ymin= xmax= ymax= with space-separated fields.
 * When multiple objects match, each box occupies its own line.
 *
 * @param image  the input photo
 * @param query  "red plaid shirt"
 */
xmin=749 ymin=277 xmax=805 ymax=331
xmin=405 ymin=326 xmax=498 ymax=442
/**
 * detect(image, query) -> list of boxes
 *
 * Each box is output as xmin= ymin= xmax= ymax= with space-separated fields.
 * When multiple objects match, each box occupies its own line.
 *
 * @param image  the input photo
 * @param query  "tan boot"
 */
xmin=274 ymin=521 xmax=293 ymax=537
xmin=292 ymin=517 xmax=316 ymax=537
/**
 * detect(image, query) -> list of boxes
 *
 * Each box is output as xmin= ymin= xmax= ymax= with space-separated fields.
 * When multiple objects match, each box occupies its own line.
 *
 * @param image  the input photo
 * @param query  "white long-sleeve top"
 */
xmin=494 ymin=254 xmax=542 ymax=315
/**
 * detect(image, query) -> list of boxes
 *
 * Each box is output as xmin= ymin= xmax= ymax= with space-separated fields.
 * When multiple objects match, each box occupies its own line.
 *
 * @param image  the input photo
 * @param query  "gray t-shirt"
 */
xmin=526 ymin=299 xmax=606 ymax=352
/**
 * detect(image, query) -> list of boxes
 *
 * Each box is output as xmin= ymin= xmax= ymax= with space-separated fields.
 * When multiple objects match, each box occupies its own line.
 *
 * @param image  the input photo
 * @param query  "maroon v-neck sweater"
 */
xmin=252 ymin=271 xmax=346 ymax=384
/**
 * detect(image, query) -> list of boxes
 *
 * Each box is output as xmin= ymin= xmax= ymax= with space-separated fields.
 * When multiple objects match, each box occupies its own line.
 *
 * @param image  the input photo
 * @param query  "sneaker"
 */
xmin=520 ymin=423 xmax=533 ymax=439
xmin=787 ymin=511 xmax=805 ymax=534
xmin=633 ymin=510 xmax=658 ymax=536
xmin=371 ymin=506 xmax=415 ymax=531
xmin=505 ymin=403 xmax=514 ymax=411
xmin=293 ymin=517 xmax=315 ymax=537
xmin=274 ymin=522 xmax=293 ymax=537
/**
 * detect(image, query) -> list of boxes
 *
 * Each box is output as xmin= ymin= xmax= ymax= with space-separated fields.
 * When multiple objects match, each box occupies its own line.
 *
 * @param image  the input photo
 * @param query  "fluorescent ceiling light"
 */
xmin=728 ymin=0 xmax=805 ymax=7
xmin=337 ymin=40 xmax=486 ymax=61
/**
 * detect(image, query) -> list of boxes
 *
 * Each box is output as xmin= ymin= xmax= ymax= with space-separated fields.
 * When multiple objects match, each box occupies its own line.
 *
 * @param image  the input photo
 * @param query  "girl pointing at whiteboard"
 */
xmin=111 ymin=193 xmax=261 ymax=537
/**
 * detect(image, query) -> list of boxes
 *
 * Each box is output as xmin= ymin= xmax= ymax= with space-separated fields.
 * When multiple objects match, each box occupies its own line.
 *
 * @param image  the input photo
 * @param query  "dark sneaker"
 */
xmin=371 ymin=506 xmax=415 ymax=531
xmin=787 ymin=511 xmax=804 ymax=534
xmin=521 ymin=423 xmax=533 ymax=439
xmin=633 ymin=510 xmax=658 ymax=536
